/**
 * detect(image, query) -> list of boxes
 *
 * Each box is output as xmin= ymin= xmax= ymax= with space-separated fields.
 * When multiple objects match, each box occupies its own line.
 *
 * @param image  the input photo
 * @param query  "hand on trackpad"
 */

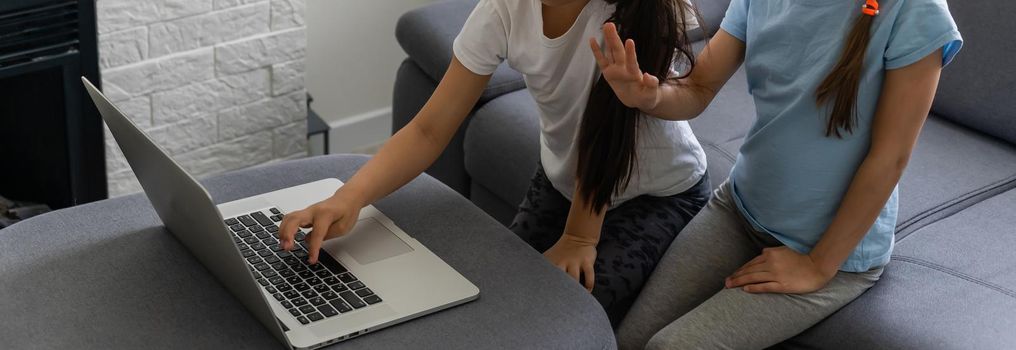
xmin=325 ymin=217 xmax=413 ymax=265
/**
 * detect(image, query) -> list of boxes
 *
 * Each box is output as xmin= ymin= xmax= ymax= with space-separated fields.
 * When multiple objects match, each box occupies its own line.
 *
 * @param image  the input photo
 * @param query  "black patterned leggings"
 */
xmin=508 ymin=164 xmax=710 ymax=327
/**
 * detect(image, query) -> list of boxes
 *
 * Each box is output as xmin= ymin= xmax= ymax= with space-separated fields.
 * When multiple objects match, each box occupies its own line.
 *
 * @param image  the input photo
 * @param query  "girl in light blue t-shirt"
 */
xmin=591 ymin=0 xmax=962 ymax=347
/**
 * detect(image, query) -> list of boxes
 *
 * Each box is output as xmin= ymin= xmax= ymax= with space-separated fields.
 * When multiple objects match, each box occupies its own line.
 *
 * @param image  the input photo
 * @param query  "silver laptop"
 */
xmin=82 ymin=77 xmax=479 ymax=349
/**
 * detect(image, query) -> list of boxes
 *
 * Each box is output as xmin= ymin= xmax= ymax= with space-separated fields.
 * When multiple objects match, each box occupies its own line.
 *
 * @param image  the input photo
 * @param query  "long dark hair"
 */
xmin=576 ymin=0 xmax=697 ymax=212
xmin=815 ymin=5 xmax=877 ymax=137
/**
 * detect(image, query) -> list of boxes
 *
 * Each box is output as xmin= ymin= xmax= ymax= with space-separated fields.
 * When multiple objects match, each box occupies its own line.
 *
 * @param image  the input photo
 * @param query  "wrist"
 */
xmin=808 ymin=251 xmax=841 ymax=279
xmin=559 ymin=232 xmax=599 ymax=246
xmin=332 ymin=186 xmax=368 ymax=209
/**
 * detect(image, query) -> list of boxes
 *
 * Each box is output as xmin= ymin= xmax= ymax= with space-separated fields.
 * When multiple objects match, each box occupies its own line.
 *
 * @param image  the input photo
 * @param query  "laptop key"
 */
xmin=298 ymin=271 xmax=315 ymax=279
xmin=288 ymin=308 xmax=300 ymax=317
xmin=340 ymin=291 xmax=366 ymax=309
xmin=250 ymin=225 xmax=265 ymax=233
xmin=273 ymin=293 xmax=284 ymax=301
xmin=363 ymin=295 xmax=382 ymax=305
xmin=237 ymin=229 xmax=253 ymax=238
xmin=308 ymin=263 xmax=324 ymax=272
xmin=230 ymin=224 xmax=245 ymax=232
xmin=281 ymin=300 xmax=293 ymax=309
xmin=355 ymin=288 xmax=373 ymax=298
xmin=276 ymin=251 xmax=292 ymax=259
xmin=283 ymin=290 xmax=299 ymax=299
xmin=279 ymin=269 xmax=295 ymax=278
xmin=250 ymin=243 xmax=266 ymax=251
xmin=270 ymin=208 xmax=281 ymax=214
xmin=232 ymin=236 xmax=242 ymax=244
xmin=318 ymin=305 xmax=338 ymax=318
xmin=307 ymin=312 xmax=323 ymax=322
xmin=297 ymin=316 xmax=309 ymax=325
xmin=241 ymin=249 xmax=255 ymax=258
xmin=264 ymin=256 xmax=281 ymax=264
xmin=337 ymin=273 xmax=357 ymax=284
xmin=319 ymin=254 xmax=347 ymax=274
xmin=225 ymin=218 xmax=239 ymax=225
xmin=293 ymin=250 xmax=308 ymax=259
xmin=278 ymin=284 xmax=294 ymax=292
xmin=309 ymin=297 xmax=326 ymax=307
xmin=238 ymin=215 xmax=257 ymax=227
xmin=323 ymin=277 xmax=341 ymax=286
xmin=301 ymin=290 xmax=318 ymax=299
xmin=255 ymin=231 xmax=269 ymax=239
xmin=332 ymin=284 xmax=348 ymax=292
xmin=251 ymin=212 xmax=273 ymax=226
xmin=330 ymin=300 xmax=352 ymax=313
xmin=292 ymin=298 xmax=308 ymax=307
xmin=286 ymin=276 xmax=302 ymax=284
xmin=299 ymin=305 xmax=316 ymax=314
xmin=244 ymin=237 xmax=259 ymax=245
xmin=321 ymin=291 xmax=338 ymax=300
xmin=272 ymin=214 xmax=284 ymax=223
xmin=269 ymin=276 xmax=285 ymax=285
xmin=254 ymin=262 xmax=271 ymax=271
xmin=293 ymin=283 xmax=310 ymax=292
xmin=306 ymin=277 xmax=323 ymax=286
xmin=347 ymin=281 xmax=365 ymax=290
xmin=313 ymin=285 xmax=330 ymax=293
xmin=292 ymin=264 xmax=308 ymax=272
xmin=262 ymin=270 xmax=278 ymax=278
xmin=270 ymin=244 xmax=283 ymax=252
xmin=266 ymin=286 xmax=277 ymax=294
xmin=315 ymin=270 xmax=331 ymax=279
xmin=256 ymin=278 xmax=269 ymax=286
xmin=266 ymin=225 xmax=279 ymax=233
xmin=247 ymin=256 xmax=263 ymax=264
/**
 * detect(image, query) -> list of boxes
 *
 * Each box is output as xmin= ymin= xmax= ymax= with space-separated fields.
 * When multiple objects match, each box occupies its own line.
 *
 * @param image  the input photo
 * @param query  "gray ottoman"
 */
xmin=0 ymin=155 xmax=615 ymax=349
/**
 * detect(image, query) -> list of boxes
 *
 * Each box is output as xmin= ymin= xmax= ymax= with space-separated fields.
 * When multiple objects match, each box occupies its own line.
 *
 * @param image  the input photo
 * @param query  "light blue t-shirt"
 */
xmin=720 ymin=0 xmax=963 ymax=272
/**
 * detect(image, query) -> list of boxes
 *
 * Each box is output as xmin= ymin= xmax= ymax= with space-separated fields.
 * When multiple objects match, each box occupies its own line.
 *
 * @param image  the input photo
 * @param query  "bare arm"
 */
xmin=544 ymin=183 xmax=606 ymax=291
xmin=590 ymin=23 xmax=745 ymax=120
xmin=280 ymin=57 xmax=491 ymax=263
xmin=727 ymin=50 xmax=944 ymax=293
xmin=808 ymin=49 xmax=943 ymax=275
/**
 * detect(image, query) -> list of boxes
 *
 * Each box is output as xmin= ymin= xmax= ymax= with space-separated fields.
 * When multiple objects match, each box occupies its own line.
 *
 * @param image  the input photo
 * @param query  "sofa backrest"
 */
xmin=692 ymin=0 xmax=731 ymax=38
xmin=931 ymin=1 xmax=1016 ymax=145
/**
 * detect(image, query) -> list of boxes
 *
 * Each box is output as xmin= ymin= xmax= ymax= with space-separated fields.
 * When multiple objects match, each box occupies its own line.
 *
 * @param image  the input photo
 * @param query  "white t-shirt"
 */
xmin=453 ymin=0 xmax=707 ymax=206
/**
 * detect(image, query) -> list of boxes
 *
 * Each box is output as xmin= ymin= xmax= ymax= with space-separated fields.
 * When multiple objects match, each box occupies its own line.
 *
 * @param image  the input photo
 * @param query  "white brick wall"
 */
xmin=98 ymin=0 xmax=307 ymax=196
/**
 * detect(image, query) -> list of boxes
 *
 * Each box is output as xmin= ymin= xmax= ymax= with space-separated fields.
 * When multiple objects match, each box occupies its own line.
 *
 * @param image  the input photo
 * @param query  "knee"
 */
xmin=644 ymin=323 xmax=711 ymax=350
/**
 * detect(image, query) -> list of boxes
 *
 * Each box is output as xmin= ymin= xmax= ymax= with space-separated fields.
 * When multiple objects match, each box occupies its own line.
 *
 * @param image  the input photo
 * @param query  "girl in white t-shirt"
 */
xmin=279 ymin=0 xmax=707 ymax=326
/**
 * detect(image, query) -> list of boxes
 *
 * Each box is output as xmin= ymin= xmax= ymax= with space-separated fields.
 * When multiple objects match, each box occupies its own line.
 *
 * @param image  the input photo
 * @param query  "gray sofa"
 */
xmin=393 ymin=0 xmax=1016 ymax=348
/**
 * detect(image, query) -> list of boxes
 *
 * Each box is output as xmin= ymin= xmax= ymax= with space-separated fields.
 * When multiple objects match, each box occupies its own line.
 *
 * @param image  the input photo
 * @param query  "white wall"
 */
xmin=98 ymin=0 xmax=308 ymax=196
xmin=305 ymin=0 xmax=434 ymax=154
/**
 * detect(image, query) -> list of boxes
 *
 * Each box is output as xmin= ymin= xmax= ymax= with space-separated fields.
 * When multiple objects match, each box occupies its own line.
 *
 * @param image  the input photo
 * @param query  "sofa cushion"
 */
xmin=930 ymin=0 xmax=1016 ymax=145
xmin=396 ymin=0 xmax=524 ymax=104
xmin=463 ymin=89 xmax=541 ymax=216
xmin=895 ymin=116 xmax=1016 ymax=236
xmin=788 ymin=189 xmax=1016 ymax=349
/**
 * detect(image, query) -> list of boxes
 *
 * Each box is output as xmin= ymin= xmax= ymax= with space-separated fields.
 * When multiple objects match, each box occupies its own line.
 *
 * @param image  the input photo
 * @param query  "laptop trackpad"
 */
xmin=328 ymin=217 xmax=413 ymax=265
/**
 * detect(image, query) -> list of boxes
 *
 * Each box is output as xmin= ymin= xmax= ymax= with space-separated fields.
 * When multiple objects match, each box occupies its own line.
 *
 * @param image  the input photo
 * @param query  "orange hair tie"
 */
xmin=862 ymin=0 xmax=879 ymax=16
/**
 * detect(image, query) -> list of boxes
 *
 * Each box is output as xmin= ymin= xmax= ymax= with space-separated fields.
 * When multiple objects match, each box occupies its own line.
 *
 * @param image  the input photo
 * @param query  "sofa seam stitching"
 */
xmin=896 ymin=175 xmax=1016 ymax=242
xmin=702 ymin=141 xmax=737 ymax=163
xmin=891 ymin=255 xmax=1016 ymax=300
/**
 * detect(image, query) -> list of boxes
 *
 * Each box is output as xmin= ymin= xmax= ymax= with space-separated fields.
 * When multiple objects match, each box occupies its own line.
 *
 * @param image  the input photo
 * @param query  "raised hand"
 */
xmin=589 ymin=22 xmax=661 ymax=112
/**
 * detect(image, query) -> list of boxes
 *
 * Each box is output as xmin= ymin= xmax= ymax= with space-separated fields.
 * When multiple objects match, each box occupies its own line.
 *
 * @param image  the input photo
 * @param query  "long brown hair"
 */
xmin=575 ymin=0 xmax=696 ymax=212
xmin=815 ymin=8 xmax=877 ymax=137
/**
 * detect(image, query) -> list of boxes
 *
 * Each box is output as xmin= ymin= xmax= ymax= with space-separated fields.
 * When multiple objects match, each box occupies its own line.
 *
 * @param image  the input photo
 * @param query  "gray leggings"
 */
xmin=617 ymin=180 xmax=883 ymax=350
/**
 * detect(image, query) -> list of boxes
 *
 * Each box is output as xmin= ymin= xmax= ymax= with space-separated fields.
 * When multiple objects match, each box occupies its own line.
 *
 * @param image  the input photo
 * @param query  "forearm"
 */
xmin=336 ymin=122 xmax=452 ymax=208
xmin=562 ymin=185 xmax=607 ymax=244
xmin=641 ymin=80 xmax=716 ymax=120
xmin=810 ymin=155 xmax=905 ymax=273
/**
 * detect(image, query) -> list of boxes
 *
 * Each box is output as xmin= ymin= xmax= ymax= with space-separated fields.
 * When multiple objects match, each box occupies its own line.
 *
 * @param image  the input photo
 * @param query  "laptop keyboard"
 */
xmin=224 ymin=208 xmax=383 ymax=325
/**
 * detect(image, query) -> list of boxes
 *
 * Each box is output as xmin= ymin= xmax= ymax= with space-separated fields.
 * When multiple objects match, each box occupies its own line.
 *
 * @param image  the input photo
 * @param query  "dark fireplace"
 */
xmin=0 ymin=0 xmax=105 ymax=222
